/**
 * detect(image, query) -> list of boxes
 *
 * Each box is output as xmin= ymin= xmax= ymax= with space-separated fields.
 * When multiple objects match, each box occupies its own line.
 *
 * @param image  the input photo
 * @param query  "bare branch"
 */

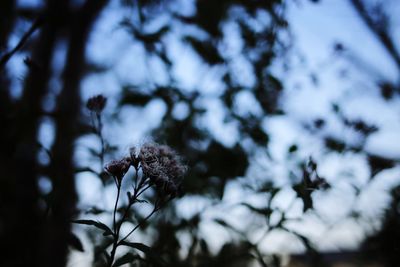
xmin=0 ymin=16 xmax=43 ymax=69
xmin=350 ymin=0 xmax=400 ymax=71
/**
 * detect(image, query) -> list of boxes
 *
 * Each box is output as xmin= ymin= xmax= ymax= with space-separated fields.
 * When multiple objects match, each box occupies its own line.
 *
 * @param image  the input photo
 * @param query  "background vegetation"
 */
xmin=0 ymin=0 xmax=399 ymax=266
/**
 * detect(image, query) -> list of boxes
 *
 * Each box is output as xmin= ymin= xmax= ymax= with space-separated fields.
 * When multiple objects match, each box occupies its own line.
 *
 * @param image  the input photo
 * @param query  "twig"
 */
xmin=108 ymin=169 xmax=154 ymax=267
xmin=350 ymin=0 xmax=400 ymax=71
xmin=118 ymin=206 xmax=159 ymax=245
xmin=0 ymin=17 xmax=43 ymax=69
xmin=113 ymin=181 xmax=121 ymax=234
xmin=96 ymin=112 xmax=106 ymax=167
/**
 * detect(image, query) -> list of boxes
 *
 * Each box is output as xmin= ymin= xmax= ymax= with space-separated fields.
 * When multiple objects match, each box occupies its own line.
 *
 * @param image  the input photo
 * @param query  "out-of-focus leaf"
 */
xmin=194 ymin=0 xmax=226 ymax=37
xmin=120 ymin=241 xmax=166 ymax=266
xmin=120 ymin=87 xmax=152 ymax=106
xmin=105 ymin=144 xmax=119 ymax=154
xmin=82 ymin=61 xmax=109 ymax=75
xmin=156 ymin=49 xmax=172 ymax=66
xmin=332 ymin=103 xmax=340 ymax=113
xmin=314 ymin=119 xmax=325 ymax=129
xmin=184 ymin=36 xmax=224 ymax=65
xmin=379 ymin=82 xmax=395 ymax=100
xmin=254 ymin=75 xmax=282 ymax=114
xmin=214 ymin=218 xmax=229 ymax=228
xmin=292 ymin=231 xmax=315 ymax=252
xmin=204 ymin=141 xmax=248 ymax=180
xmin=288 ymin=144 xmax=298 ymax=153
xmin=214 ymin=218 xmax=235 ymax=231
xmin=343 ymin=118 xmax=378 ymax=136
xmin=244 ymin=121 xmax=269 ymax=146
xmin=87 ymin=147 xmax=101 ymax=158
xmin=293 ymin=159 xmax=330 ymax=212
xmin=72 ymin=219 xmax=113 ymax=236
xmin=113 ymin=252 xmax=136 ymax=267
xmin=238 ymin=21 xmax=257 ymax=48
xmin=213 ymin=241 xmax=254 ymax=266
xmin=258 ymin=181 xmax=279 ymax=195
xmin=324 ymin=137 xmax=346 ymax=152
xmin=213 ymin=218 xmax=243 ymax=236
xmin=368 ymin=154 xmax=396 ymax=178
xmin=100 ymin=171 xmax=111 ymax=186
xmin=74 ymin=167 xmax=98 ymax=175
xmin=94 ymin=238 xmax=114 ymax=265
xmin=271 ymin=254 xmax=281 ymax=267
xmin=293 ymin=182 xmax=313 ymax=212
xmin=241 ymin=203 xmax=273 ymax=217
xmin=281 ymin=228 xmax=322 ymax=265
xmin=85 ymin=206 xmax=105 ymax=215
xmin=179 ymin=140 xmax=249 ymax=198
xmin=120 ymin=18 xmax=169 ymax=44
xmin=266 ymin=74 xmax=283 ymax=91
xmin=199 ymin=239 xmax=209 ymax=254
xmin=103 ymin=251 xmax=111 ymax=265
xmin=68 ymin=232 xmax=84 ymax=252
xmin=133 ymin=25 xmax=169 ymax=44
xmin=241 ymin=203 xmax=274 ymax=225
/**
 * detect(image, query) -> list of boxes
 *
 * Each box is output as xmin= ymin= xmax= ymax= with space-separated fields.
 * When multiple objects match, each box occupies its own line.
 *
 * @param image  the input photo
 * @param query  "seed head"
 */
xmin=138 ymin=143 xmax=187 ymax=198
xmin=104 ymin=157 xmax=131 ymax=181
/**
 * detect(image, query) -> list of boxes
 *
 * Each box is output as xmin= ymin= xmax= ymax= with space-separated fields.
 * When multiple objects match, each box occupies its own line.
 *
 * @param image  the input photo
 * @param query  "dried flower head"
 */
xmin=104 ymin=157 xmax=131 ymax=180
xmin=86 ymin=94 xmax=107 ymax=113
xmin=137 ymin=143 xmax=187 ymax=198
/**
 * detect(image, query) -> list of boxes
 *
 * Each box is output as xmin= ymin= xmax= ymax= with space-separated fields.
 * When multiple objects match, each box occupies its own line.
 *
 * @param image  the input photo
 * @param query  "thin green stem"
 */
xmin=96 ymin=112 xmax=105 ymax=167
xmin=113 ymin=181 xmax=121 ymax=233
xmin=108 ymin=171 xmax=153 ymax=267
xmin=108 ymin=179 xmax=122 ymax=267
xmin=113 ymin=177 xmax=150 ymax=240
xmin=118 ymin=206 xmax=158 ymax=245
xmin=136 ymin=184 xmax=151 ymax=199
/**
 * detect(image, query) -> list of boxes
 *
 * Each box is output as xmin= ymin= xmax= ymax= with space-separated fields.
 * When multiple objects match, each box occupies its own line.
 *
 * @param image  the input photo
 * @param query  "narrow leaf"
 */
xmin=68 ymin=232 xmax=84 ymax=252
xmin=72 ymin=219 xmax=113 ymax=236
xmin=113 ymin=252 xmax=136 ymax=267
xmin=85 ymin=206 xmax=106 ymax=215
xmin=120 ymin=241 xmax=166 ymax=266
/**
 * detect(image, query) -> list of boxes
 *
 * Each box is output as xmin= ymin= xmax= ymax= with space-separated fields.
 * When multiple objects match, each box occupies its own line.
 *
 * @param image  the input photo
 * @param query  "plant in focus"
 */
xmin=73 ymin=95 xmax=187 ymax=267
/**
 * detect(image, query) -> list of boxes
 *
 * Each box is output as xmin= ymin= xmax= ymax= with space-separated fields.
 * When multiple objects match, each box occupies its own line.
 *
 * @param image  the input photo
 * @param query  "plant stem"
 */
xmin=109 ymin=179 xmax=121 ymax=267
xmin=118 ymin=206 xmax=158 ymax=245
xmin=96 ymin=112 xmax=105 ymax=167
xmin=108 ymin=170 xmax=152 ymax=267
xmin=0 ymin=16 xmax=43 ymax=68
xmin=113 ymin=180 xmax=121 ymax=233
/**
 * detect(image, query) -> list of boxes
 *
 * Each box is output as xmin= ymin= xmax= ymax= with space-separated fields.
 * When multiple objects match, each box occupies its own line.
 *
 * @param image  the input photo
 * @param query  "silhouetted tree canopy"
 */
xmin=0 ymin=0 xmax=399 ymax=266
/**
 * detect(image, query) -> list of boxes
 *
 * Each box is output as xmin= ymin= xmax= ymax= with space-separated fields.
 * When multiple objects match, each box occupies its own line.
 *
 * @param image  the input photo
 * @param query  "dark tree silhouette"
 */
xmin=1 ymin=1 xmax=108 ymax=266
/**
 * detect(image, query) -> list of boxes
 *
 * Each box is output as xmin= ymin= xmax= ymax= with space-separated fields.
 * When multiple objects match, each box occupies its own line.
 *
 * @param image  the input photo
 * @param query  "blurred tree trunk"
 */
xmin=0 ymin=0 xmax=108 ymax=266
xmin=45 ymin=1 xmax=109 ymax=267
xmin=6 ymin=1 xmax=64 ymax=266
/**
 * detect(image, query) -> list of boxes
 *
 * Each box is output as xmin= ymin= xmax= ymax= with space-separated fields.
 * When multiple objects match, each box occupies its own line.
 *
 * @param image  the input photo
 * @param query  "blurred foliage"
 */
xmin=1 ymin=0 xmax=400 ymax=266
xmin=361 ymin=185 xmax=400 ymax=267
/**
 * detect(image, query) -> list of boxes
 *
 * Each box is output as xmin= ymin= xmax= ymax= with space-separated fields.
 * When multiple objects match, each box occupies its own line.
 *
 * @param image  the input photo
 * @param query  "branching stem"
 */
xmin=107 ymin=170 xmax=155 ymax=267
xmin=118 ymin=206 xmax=158 ymax=245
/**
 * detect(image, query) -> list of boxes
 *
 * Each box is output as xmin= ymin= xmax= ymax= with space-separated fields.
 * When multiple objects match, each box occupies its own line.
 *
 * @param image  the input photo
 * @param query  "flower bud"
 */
xmin=104 ymin=158 xmax=130 ymax=180
xmin=86 ymin=95 xmax=107 ymax=113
